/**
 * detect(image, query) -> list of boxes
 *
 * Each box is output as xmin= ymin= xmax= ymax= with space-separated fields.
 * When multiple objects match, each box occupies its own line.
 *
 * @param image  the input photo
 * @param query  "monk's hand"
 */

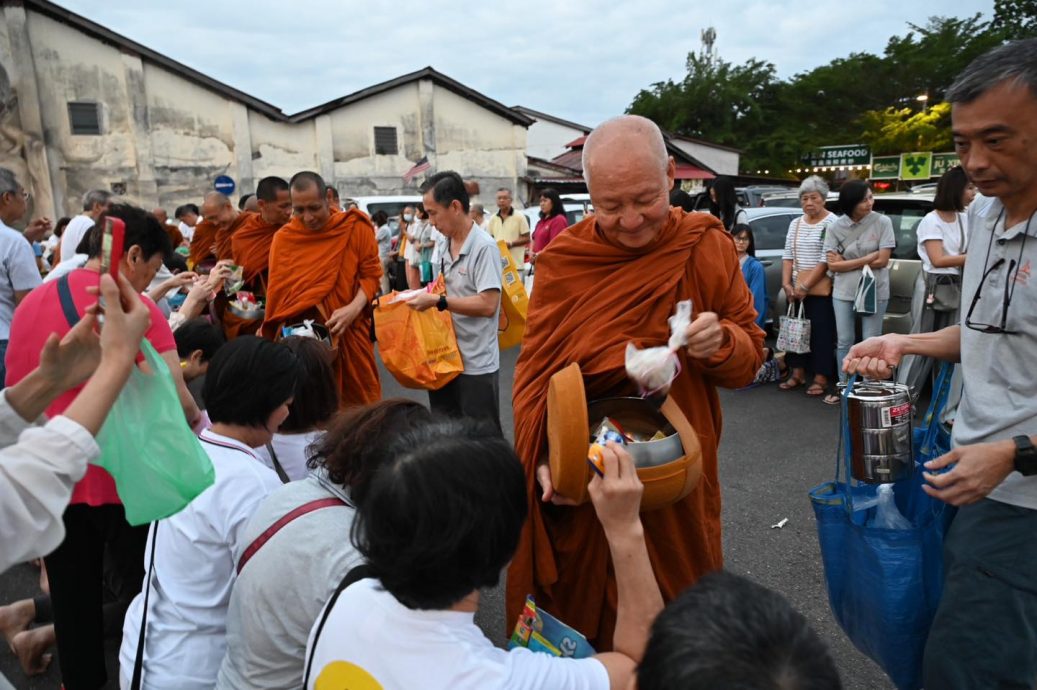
xmin=685 ymin=312 xmax=725 ymax=361
xmin=536 ymin=462 xmax=578 ymax=506
xmin=922 ymin=440 xmax=1016 ymax=506
xmin=326 ymin=303 xmax=363 ymax=336
xmin=406 ymin=292 xmax=440 ymax=312
xmin=843 ymin=334 xmax=907 ymax=379
xmin=588 ymin=443 xmax=644 ymax=535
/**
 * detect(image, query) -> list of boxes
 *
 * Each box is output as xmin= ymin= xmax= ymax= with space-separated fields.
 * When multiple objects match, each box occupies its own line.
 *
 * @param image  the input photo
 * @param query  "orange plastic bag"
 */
xmin=374 ymin=280 xmax=464 ymax=390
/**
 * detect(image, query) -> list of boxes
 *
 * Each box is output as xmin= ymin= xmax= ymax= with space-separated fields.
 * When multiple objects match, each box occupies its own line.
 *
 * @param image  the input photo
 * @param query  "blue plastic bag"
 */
xmin=94 ymin=340 xmax=215 ymax=525
xmin=809 ymin=366 xmax=956 ymax=690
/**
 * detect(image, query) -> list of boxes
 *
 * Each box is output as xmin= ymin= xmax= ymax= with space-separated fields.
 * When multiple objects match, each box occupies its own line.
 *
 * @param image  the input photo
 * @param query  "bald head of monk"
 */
xmin=582 ymin=115 xmax=676 ymax=249
xmin=201 ymin=192 xmax=239 ymax=230
xmin=325 ymin=185 xmax=341 ymax=210
xmin=152 ymin=208 xmax=168 ymax=225
xmin=256 ymin=176 xmax=292 ymax=227
xmin=290 ymin=171 xmax=332 ymax=232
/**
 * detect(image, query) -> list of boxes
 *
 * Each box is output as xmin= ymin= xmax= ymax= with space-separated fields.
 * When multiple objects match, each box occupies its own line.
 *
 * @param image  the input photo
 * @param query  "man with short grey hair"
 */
xmin=488 ymin=187 xmax=530 ymax=270
xmin=0 ymin=168 xmax=43 ymax=385
xmin=60 ymin=189 xmax=113 ymax=260
xmin=845 ymin=39 xmax=1037 ymax=688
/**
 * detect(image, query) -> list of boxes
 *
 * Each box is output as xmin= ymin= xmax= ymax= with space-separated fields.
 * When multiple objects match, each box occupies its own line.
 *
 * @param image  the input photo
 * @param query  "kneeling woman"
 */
xmin=119 ymin=337 xmax=300 ymax=690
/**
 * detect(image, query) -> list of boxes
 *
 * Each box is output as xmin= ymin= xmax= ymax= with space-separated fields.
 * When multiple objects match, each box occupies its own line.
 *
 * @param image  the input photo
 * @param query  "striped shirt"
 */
xmin=782 ymin=213 xmax=835 ymax=281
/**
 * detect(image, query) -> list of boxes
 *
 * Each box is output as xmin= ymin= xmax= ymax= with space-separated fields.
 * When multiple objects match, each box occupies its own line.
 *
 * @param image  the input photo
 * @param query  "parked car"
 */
xmin=769 ymin=193 xmax=935 ymax=335
xmin=690 ymin=184 xmax=796 ymax=212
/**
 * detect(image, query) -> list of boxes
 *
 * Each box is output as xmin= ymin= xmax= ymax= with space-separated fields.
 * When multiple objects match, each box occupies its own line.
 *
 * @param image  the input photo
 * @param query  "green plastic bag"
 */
xmin=94 ymin=340 xmax=215 ymax=525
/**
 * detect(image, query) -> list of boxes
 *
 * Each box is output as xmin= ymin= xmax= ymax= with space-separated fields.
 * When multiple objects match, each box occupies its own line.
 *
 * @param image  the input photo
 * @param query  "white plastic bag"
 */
xmin=870 ymin=484 xmax=912 ymax=530
xmin=625 ymin=300 xmax=693 ymax=395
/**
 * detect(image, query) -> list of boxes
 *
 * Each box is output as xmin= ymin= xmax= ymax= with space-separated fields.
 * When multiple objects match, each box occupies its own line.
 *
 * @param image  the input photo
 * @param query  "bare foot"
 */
xmin=11 ymin=625 xmax=55 ymax=676
xmin=0 ymin=599 xmax=34 ymax=646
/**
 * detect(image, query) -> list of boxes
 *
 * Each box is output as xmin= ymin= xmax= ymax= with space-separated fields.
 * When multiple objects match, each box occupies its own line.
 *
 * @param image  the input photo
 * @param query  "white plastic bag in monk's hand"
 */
xmin=625 ymin=300 xmax=693 ymax=396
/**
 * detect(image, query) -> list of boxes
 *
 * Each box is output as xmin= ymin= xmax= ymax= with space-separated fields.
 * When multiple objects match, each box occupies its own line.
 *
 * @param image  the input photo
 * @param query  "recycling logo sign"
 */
xmin=899 ymin=152 xmax=933 ymax=181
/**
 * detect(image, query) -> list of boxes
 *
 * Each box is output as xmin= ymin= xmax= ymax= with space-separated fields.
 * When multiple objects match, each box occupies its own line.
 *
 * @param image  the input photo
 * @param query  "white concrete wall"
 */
xmin=526 ymin=117 xmax=587 ymax=161
xmin=671 ymin=139 xmax=740 ymax=176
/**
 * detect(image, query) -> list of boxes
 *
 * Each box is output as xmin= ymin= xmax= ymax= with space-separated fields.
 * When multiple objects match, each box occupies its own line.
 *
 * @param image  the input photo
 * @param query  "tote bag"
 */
xmin=808 ymin=371 xmax=956 ymax=690
xmin=776 ymin=302 xmax=811 ymax=354
xmin=854 ymin=265 xmax=877 ymax=315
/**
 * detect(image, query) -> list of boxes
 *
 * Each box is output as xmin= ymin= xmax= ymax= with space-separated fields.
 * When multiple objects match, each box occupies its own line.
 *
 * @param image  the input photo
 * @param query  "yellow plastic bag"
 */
xmin=496 ymin=240 xmax=529 ymax=350
xmin=374 ymin=280 xmax=464 ymax=390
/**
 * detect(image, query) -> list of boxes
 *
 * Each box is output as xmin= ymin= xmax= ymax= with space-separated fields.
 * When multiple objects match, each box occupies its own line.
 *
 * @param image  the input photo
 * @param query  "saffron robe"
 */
xmin=260 ymin=210 xmax=383 ymax=407
xmin=505 ymin=208 xmax=765 ymax=647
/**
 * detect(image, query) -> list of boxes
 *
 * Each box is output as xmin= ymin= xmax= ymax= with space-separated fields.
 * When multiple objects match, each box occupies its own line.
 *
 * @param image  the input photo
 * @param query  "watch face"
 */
xmin=1015 ymin=436 xmax=1037 ymax=476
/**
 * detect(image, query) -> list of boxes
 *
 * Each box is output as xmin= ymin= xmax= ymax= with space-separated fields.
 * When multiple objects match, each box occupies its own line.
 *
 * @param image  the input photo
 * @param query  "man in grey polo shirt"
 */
xmin=845 ymin=40 xmax=1037 ymax=689
xmin=408 ymin=171 xmax=503 ymax=431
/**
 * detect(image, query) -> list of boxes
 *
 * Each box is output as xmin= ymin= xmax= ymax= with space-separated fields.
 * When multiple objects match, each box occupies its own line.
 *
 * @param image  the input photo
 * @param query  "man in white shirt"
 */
xmin=60 ymin=189 xmax=113 ymax=260
xmin=175 ymin=204 xmax=199 ymax=243
xmin=0 ymin=168 xmax=43 ymax=385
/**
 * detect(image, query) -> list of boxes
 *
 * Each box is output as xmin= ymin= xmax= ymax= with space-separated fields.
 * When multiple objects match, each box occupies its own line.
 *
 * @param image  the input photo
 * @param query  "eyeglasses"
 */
xmin=964 ymin=209 xmax=1030 ymax=335
xmin=732 ymin=236 xmax=751 ymax=243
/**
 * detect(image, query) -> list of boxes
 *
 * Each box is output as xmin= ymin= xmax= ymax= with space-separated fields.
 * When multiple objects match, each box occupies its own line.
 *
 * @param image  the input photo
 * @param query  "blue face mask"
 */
xmin=403 ymin=214 xmax=414 ymax=222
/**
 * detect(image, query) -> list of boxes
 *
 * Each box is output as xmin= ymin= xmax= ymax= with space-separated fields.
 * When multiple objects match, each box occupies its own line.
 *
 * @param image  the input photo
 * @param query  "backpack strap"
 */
xmin=56 ymin=274 xmax=81 ymax=328
xmin=237 ymin=497 xmax=347 ymax=575
xmin=302 ymin=563 xmax=373 ymax=689
xmin=264 ymin=442 xmax=291 ymax=484
xmin=130 ymin=522 xmax=159 ymax=690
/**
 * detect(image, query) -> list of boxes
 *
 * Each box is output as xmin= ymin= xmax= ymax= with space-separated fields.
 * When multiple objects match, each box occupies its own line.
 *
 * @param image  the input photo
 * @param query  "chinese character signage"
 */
xmin=930 ymin=152 xmax=960 ymax=178
xmin=807 ymin=145 xmax=871 ymax=168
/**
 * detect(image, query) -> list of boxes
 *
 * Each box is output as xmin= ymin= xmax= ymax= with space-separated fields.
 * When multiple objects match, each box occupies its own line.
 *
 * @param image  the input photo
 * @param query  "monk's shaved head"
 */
xmin=257 ymin=176 xmax=289 ymax=202
xmin=201 ymin=191 xmax=237 ymax=229
xmin=580 ymin=115 xmax=676 ymax=249
xmin=290 ymin=171 xmax=327 ymax=196
xmin=582 ymin=115 xmax=669 ymax=191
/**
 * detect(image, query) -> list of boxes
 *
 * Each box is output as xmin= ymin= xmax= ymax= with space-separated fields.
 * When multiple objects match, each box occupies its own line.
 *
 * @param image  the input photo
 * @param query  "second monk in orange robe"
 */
xmin=261 ymin=171 xmax=383 ymax=407
xmin=505 ymin=116 xmax=765 ymax=649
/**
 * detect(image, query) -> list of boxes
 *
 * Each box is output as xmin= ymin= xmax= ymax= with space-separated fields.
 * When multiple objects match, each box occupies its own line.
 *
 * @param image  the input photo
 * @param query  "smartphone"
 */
xmin=99 ymin=217 xmax=125 ymax=279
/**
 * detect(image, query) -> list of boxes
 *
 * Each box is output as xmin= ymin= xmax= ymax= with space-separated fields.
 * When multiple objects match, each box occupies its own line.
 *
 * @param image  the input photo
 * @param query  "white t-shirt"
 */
xmin=216 ymin=472 xmax=361 ymax=690
xmin=255 ymin=430 xmax=322 ymax=482
xmin=305 ymin=578 xmax=609 ymax=690
xmin=60 ymin=214 xmax=95 ymax=260
xmin=0 ymin=220 xmax=42 ymax=339
xmin=916 ymin=210 xmax=968 ymax=276
xmin=119 ymin=431 xmax=281 ymax=690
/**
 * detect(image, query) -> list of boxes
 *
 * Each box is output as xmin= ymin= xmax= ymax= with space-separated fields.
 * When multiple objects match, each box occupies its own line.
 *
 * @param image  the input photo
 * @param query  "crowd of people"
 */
xmin=0 ymin=39 xmax=1035 ymax=690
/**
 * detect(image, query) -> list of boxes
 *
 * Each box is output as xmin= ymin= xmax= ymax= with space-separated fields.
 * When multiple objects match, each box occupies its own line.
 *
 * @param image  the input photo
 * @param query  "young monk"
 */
xmin=506 ymin=115 xmax=765 ymax=648
xmin=260 ymin=171 xmax=382 ymax=407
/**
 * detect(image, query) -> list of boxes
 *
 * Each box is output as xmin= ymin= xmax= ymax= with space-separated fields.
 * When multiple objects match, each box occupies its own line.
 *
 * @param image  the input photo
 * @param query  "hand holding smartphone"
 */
xmin=98 ymin=217 xmax=126 ymax=322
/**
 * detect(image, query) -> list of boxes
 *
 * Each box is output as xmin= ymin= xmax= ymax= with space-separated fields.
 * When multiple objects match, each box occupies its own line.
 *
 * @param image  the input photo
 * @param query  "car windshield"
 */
xmin=748 ymin=213 xmax=798 ymax=251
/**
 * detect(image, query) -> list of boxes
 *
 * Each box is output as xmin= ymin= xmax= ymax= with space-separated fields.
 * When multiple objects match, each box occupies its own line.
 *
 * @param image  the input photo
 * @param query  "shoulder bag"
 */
xmin=793 ymin=218 xmax=832 ymax=297
xmin=922 ymin=215 xmax=965 ymax=312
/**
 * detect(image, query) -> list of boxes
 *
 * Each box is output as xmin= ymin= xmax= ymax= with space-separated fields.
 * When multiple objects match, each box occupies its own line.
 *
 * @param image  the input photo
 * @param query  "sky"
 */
xmin=58 ymin=0 xmax=994 ymax=127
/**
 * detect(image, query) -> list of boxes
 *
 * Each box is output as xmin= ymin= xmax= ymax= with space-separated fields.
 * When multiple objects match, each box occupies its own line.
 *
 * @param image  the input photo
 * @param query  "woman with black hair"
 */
xmin=824 ymin=181 xmax=896 ymax=400
xmin=897 ymin=166 xmax=976 ymax=397
xmin=217 ymin=399 xmax=432 ymax=690
xmin=119 ymin=336 xmax=300 ymax=690
xmin=732 ymin=224 xmax=767 ymax=329
xmin=532 ymin=188 xmax=569 ymax=257
xmin=256 ymin=336 xmax=340 ymax=482
xmin=708 ymin=176 xmax=747 ymax=232
xmin=304 ymin=419 xmax=665 ymax=690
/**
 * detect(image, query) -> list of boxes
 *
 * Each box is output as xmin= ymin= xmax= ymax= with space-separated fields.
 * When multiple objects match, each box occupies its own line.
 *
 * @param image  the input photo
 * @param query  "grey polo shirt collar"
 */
xmin=446 ymin=222 xmax=481 ymax=267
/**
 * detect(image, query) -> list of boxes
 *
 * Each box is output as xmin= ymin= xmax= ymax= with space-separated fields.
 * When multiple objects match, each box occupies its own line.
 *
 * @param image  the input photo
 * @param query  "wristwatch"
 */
xmin=1013 ymin=435 xmax=1037 ymax=476
xmin=436 ymin=295 xmax=448 ymax=312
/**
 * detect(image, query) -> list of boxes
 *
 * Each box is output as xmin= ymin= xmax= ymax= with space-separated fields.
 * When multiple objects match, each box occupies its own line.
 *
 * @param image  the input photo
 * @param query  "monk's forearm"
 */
xmin=349 ymin=288 xmax=369 ymax=311
xmin=607 ymin=524 xmax=663 ymax=663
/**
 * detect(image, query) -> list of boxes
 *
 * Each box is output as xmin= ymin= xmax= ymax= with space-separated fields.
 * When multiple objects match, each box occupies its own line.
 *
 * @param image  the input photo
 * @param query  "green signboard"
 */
xmin=930 ymin=152 xmax=960 ymax=178
xmin=900 ymin=152 xmax=933 ymax=181
xmin=807 ymin=144 xmax=871 ymax=168
xmin=871 ymin=156 xmax=901 ymax=180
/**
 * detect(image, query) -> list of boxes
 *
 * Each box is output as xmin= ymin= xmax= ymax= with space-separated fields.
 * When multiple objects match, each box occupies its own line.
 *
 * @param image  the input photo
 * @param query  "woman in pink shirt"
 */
xmin=531 ymin=188 xmax=569 ymax=257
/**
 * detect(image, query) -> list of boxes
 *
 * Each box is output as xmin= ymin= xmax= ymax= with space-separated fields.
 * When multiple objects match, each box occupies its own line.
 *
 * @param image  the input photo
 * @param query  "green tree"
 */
xmin=859 ymin=102 xmax=953 ymax=155
xmin=991 ymin=0 xmax=1037 ymax=39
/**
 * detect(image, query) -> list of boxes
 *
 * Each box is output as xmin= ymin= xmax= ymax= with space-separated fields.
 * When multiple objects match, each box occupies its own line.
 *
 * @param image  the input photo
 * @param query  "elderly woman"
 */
xmin=779 ymin=176 xmax=838 ymax=401
xmin=825 ymin=180 xmax=897 ymax=396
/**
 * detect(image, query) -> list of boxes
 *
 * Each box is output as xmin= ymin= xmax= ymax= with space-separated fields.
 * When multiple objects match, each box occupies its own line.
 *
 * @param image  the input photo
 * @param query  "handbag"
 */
xmin=924 ymin=273 xmax=961 ymax=312
xmin=853 ymin=265 xmax=877 ymax=315
xmin=793 ymin=219 xmax=832 ymax=297
xmin=776 ymin=302 xmax=811 ymax=354
xmin=809 ymin=372 xmax=956 ymax=690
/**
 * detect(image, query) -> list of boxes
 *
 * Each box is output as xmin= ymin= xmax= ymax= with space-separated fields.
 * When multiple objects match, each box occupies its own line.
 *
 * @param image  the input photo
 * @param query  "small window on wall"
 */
xmin=68 ymin=102 xmax=102 ymax=135
xmin=374 ymin=126 xmax=398 ymax=155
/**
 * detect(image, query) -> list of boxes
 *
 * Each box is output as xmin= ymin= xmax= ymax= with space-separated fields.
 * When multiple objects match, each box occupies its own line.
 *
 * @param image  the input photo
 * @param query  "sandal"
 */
xmin=805 ymin=382 xmax=826 ymax=397
xmin=822 ymin=392 xmax=841 ymax=406
xmin=778 ymin=376 xmax=804 ymax=391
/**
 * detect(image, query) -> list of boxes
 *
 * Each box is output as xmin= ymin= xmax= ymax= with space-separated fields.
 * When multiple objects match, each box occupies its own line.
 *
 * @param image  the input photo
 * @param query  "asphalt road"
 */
xmin=0 ymin=345 xmax=893 ymax=689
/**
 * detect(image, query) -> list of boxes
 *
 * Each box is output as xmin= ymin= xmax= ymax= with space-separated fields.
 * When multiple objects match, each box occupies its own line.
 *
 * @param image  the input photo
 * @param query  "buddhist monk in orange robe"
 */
xmin=200 ymin=192 xmax=249 ymax=262
xmin=187 ymin=217 xmax=217 ymax=269
xmin=261 ymin=171 xmax=383 ymax=407
xmin=505 ymin=116 xmax=765 ymax=648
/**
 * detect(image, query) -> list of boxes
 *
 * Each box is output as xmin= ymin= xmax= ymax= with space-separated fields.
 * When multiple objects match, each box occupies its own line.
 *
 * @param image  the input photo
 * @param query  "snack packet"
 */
xmin=588 ymin=417 xmax=627 ymax=476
